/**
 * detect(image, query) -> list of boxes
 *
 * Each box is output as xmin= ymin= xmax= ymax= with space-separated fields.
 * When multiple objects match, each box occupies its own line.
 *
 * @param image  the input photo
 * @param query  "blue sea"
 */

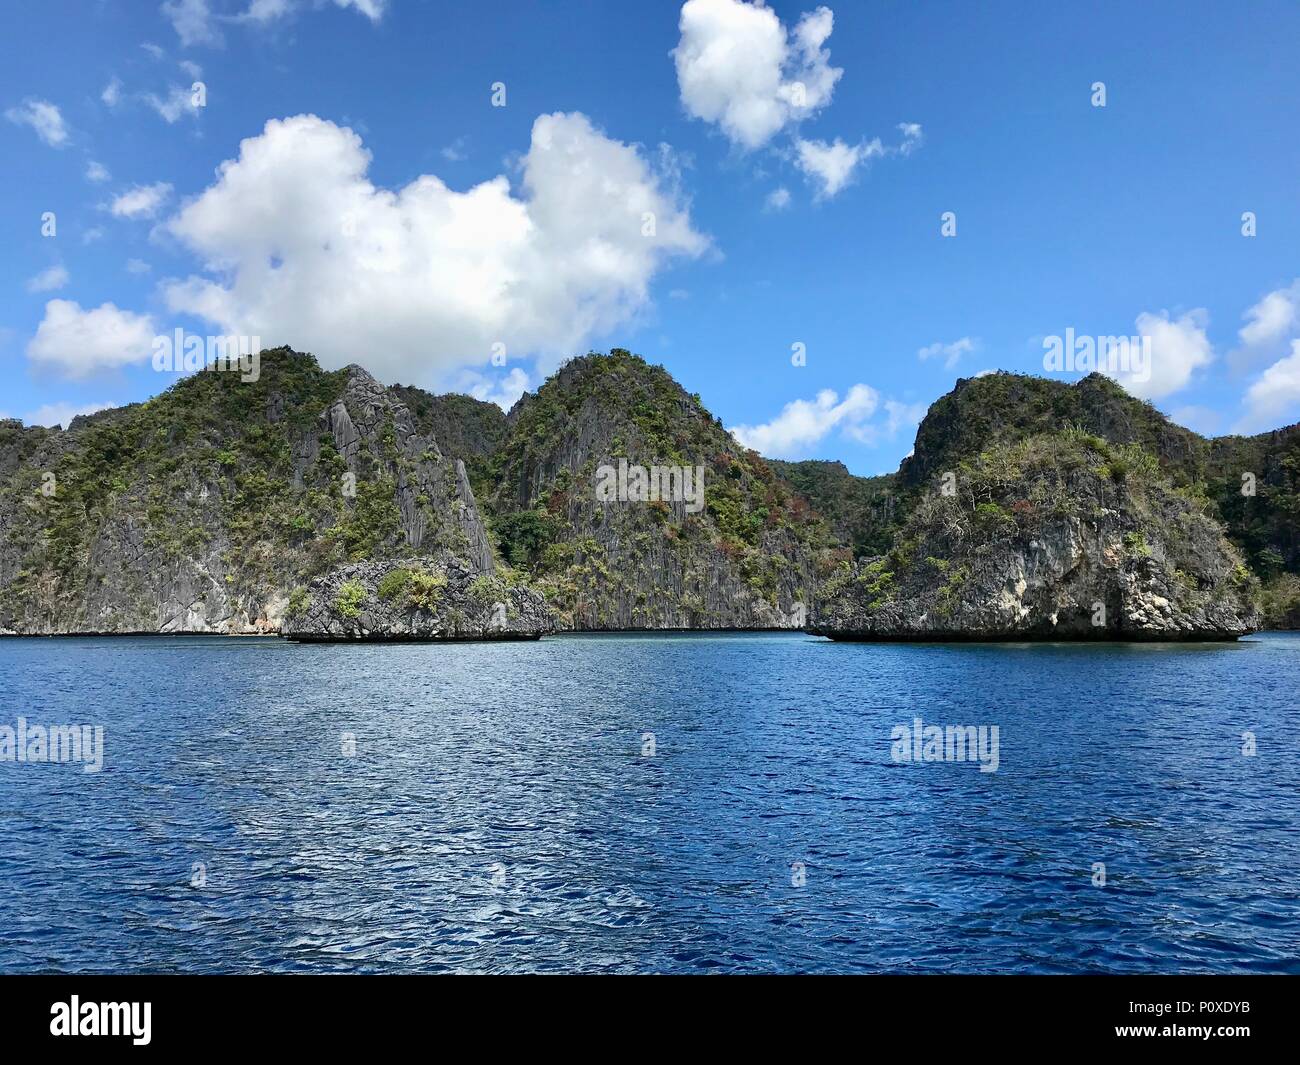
xmin=1 ymin=632 xmax=1297 ymax=973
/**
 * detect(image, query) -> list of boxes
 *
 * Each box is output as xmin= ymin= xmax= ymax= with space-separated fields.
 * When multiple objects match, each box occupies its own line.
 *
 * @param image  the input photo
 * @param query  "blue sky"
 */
xmin=2 ymin=0 xmax=1298 ymax=474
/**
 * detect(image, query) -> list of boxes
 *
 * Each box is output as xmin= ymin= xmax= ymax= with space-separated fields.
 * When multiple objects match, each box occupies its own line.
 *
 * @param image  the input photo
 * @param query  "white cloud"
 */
xmin=1231 ymin=279 xmax=1300 ymax=372
xmin=730 ymin=384 xmax=879 ymax=456
xmin=897 ymin=121 xmax=923 ymax=155
xmin=24 ymin=401 xmax=114 ymax=429
xmin=126 ymin=258 xmax=153 ymax=275
xmin=141 ymin=42 xmax=166 ymax=60
xmin=142 ymin=84 xmax=202 ymax=123
xmin=86 ymin=160 xmax=111 ymax=183
xmin=1237 ymin=340 xmax=1300 ymax=433
xmin=102 ymin=78 xmax=123 ymax=107
xmin=882 ymin=398 xmax=926 ymax=437
xmin=5 ymin=98 xmax=69 ymax=147
xmin=241 ymin=0 xmax=294 ymax=22
xmin=26 ymin=265 xmax=69 ymax=293
xmin=463 ymin=367 xmax=531 ymax=411
xmin=110 ymin=182 xmax=174 ymax=219
xmin=178 ymin=59 xmax=204 ymax=80
xmin=763 ymin=186 xmax=790 ymax=211
xmin=161 ymin=112 xmax=707 ymax=385
xmin=162 ymin=0 xmax=222 ymax=47
xmin=440 ymin=137 xmax=468 ymax=162
xmin=335 ymin=0 xmax=387 ymax=20
xmin=1240 ymin=283 xmax=1299 ymax=347
xmin=1105 ymin=309 xmax=1213 ymax=400
xmin=673 ymin=0 xmax=842 ymax=151
xmin=918 ymin=336 xmax=976 ymax=369
xmin=27 ymin=300 xmax=156 ymax=379
xmin=82 ymin=226 xmax=106 ymax=244
xmin=794 ymin=136 xmax=882 ymax=199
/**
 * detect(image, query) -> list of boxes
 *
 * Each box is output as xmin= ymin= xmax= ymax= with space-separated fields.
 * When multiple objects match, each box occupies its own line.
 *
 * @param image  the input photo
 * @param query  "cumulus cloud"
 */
xmin=102 ymin=78 xmax=123 ymax=107
xmin=86 ymin=160 xmax=111 ymax=183
xmin=673 ymin=0 xmax=842 ymax=151
xmin=918 ymin=336 xmax=976 ymax=369
xmin=730 ymin=384 xmax=882 ymax=456
xmin=126 ymin=258 xmax=153 ymax=275
xmin=1102 ymin=309 xmax=1214 ymax=400
xmin=794 ymin=136 xmax=881 ymax=199
xmin=160 ymin=112 xmax=707 ymax=385
xmin=27 ymin=300 xmax=156 ymax=378
xmin=1230 ymin=279 xmax=1300 ymax=373
xmin=24 ymin=401 xmax=115 ymax=429
xmin=110 ymin=182 xmax=174 ymax=219
xmin=1237 ymin=340 xmax=1300 ymax=433
xmin=5 ymin=98 xmax=69 ymax=147
xmin=26 ymin=265 xmax=69 ymax=293
xmin=794 ymin=122 xmax=922 ymax=199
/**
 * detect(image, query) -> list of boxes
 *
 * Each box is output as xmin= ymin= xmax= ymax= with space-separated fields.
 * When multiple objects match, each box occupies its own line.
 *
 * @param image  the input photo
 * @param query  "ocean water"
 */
xmin=0 ymin=631 xmax=1297 ymax=974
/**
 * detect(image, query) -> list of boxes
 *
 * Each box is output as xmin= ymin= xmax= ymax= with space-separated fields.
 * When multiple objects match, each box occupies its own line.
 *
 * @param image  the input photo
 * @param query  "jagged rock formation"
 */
xmin=811 ymin=431 xmax=1260 ymax=640
xmin=282 ymin=556 xmax=554 ymax=641
xmin=0 ymin=348 xmax=492 ymax=634
xmin=480 ymin=349 xmax=831 ymax=629
xmin=1 ymin=350 xmax=1294 ymax=638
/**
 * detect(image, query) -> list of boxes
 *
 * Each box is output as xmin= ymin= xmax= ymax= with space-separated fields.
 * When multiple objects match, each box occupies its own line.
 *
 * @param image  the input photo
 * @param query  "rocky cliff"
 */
xmin=282 ymin=556 xmax=554 ymax=641
xmin=479 ymin=349 xmax=832 ymax=629
xmin=811 ymin=430 xmax=1260 ymax=640
xmin=0 ymin=348 xmax=493 ymax=634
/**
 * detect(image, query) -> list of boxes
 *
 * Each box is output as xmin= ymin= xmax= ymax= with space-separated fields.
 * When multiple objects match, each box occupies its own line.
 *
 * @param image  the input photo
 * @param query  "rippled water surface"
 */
xmin=1 ymin=632 xmax=1297 ymax=973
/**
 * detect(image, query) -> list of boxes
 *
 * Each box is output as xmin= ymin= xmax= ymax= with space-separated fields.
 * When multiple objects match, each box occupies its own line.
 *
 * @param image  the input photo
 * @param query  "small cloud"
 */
xmin=126 ymin=258 xmax=152 ymax=275
xmin=897 ymin=122 xmax=923 ymax=156
xmin=82 ymin=226 xmax=106 ymax=244
xmin=26 ymin=299 xmax=156 ymax=379
xmin=178 ymin=59 xmax=203 ymax=80
xmin=5 ymin=98 xmax=69 ymax=147
xmin=1236 ymin=339 xmax=1300 ymax=434
xmin=26 ymin=265 xmax=69 ymax=293
xmin=109 ymin=182 xmax=173 ymax=219
xmin=240 ymin=0 xmax=294 ymax=22
xmin=918 ymin=337 xmax=977 ymax=369
xmin=140 ymin=42 xmax=166 ymax=60
xmin=794 ymin=136 xmax=882 ymax=200
xmin=24 ymin=401 xmax=114 ymax=429
xmin=334 ymin=0 xmax=388 ymax=23
xmin=141 ymin=85 xmax=202 ymax=123
xmin=764 ymin=186 xmax=791 ymax=212
xmin=463 ymin=367 xmax=531 ymax=411
xmin=101 ymin=78 xmax=123 ymax=107
xmin=1106 ymin=309 xmax=1213 ymax=400
xmin=440 ymin=137 xmax=468 ymax=162
xmin=668 ymin=288 xmax=690 ymax=300
xmin=86 ymin=160 xmax=111 ymax=183
xmin=162 ymin=0 xmax=222 ymax=47
xmin=1230 ymin=279 xmax=1300 ymax=373
xmin=673 ymin=0 xmax=842 ymax=151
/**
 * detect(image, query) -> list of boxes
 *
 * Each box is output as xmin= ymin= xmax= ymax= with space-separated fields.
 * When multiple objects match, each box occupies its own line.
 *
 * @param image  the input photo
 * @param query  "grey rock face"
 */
xmin=0 ymin=349 xmax=494 ymax=635
xmin=281 ymin=556 xmax=555 ymax=641
xmin=811 ymin=434 xmax=1261 ymax=642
